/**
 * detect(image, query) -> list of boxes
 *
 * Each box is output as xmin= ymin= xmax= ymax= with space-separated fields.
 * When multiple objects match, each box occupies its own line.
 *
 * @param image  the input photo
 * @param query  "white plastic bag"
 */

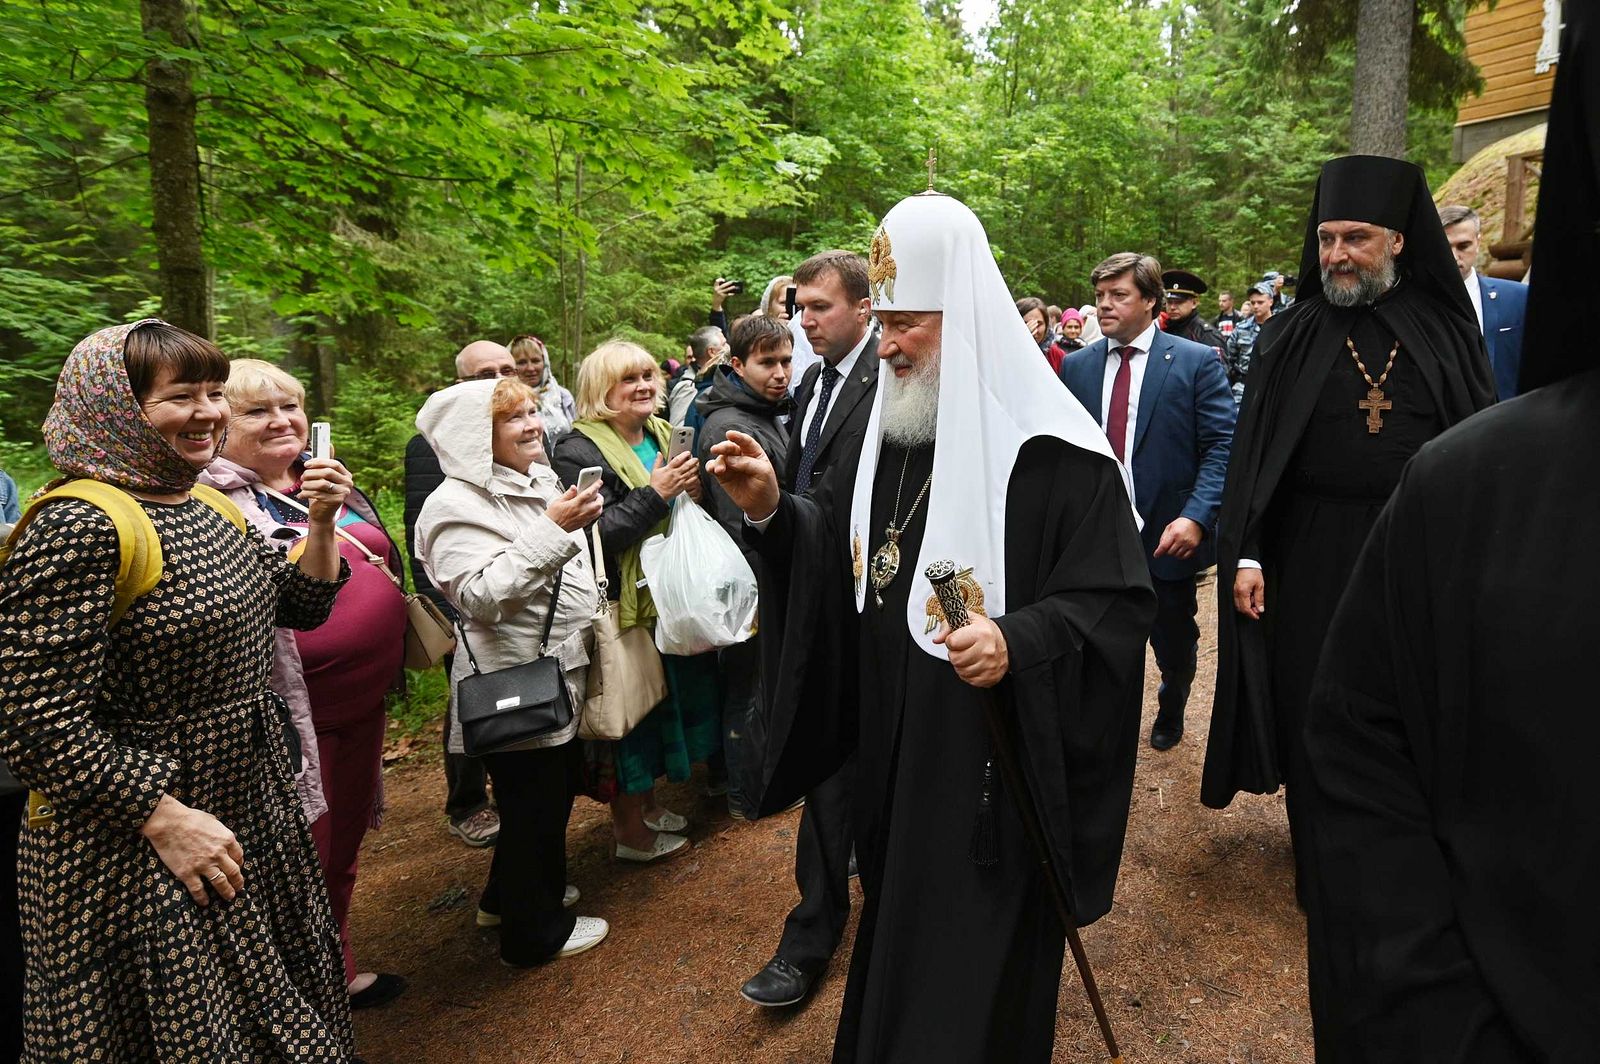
xmin=639 ymin=496 xmax=758 ymax=655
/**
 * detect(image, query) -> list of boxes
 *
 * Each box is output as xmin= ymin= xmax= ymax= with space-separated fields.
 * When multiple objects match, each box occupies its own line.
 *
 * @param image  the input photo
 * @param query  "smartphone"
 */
xmin=784 ymin=285 xmax=799 ymax=319
xmin=577 ymin=466 xmax=603 ymax=492
xmin=669 ymin=425 xmax=695 ymax=461
xmin=727 ymin=280 xmax=746 ymax=294
xmin=309 ymin=422 xmax=331 ymax=461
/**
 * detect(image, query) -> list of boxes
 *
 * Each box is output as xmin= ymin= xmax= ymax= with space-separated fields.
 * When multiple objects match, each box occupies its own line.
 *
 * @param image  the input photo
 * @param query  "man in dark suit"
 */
xmin=1060 ymin=253 xmax=1235 ymax=749
xmin=738 ymin=249 xmax=879 ymax=1009
xmin=1440 ymin=204 xmax=1528 ymax=399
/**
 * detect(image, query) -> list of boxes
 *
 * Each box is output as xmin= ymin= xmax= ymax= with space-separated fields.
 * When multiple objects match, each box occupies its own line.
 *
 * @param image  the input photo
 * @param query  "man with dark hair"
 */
xmin=404 ymin=340 xmax=521 ymax=850
xmin=668 ymin=324 xmax=728 ymax=427
xmin=696 ymin=314 xmax=794 ymax=828
xmin=1203 ymin=157 xmax=1496 ymax=901
xmin=1061 ymin=253 xmax=1236 ymax=750
xmin=1439 ymin=203 xmax=1528 ymax=399
xmin=737 ymin=248 xmax=879 ymax=1010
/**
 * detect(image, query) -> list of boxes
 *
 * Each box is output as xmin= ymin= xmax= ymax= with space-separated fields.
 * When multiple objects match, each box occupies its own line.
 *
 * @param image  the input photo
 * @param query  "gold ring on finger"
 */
xmin=208 ymin=871 xmax=227 ymax=883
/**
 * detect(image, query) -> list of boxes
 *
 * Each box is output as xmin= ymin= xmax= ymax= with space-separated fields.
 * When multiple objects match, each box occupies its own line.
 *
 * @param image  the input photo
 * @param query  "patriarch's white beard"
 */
xmin=880 ymin=348 xmax=941 ymax=448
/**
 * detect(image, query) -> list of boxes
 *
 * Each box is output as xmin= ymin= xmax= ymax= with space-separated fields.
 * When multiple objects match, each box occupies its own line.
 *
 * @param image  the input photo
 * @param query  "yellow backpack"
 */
xmin=0 ymin=478 xmax=248 ymax=827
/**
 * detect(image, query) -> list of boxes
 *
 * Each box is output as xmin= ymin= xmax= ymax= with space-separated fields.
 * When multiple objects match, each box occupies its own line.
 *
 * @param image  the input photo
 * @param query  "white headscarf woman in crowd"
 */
xmin=509 ymin=334 xmax=578 ymax=439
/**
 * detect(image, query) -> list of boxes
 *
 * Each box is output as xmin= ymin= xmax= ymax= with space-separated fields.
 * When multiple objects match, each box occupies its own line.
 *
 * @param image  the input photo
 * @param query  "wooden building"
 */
xmin=1453 ymin=0 xmax=1563 ymax=163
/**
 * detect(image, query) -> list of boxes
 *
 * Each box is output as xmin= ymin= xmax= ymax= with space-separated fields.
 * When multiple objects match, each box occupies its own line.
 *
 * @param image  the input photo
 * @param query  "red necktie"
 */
xmin=1106 ymin=347 xmax=1134 ymax=460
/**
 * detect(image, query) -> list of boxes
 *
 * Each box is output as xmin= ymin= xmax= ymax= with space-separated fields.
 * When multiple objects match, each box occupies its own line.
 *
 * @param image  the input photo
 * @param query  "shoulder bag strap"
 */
xmin=539 ymin=568 xmax=564 ymax=656
xmin=587 ymin=521 xmax=609 ymax=598
xmin=260 ymin=485 xmax=405 ymax=593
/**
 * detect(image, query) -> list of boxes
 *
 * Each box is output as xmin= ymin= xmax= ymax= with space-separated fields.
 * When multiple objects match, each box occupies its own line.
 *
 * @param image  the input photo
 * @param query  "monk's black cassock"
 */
xmin=1303 ymin=12 xmax=1600 ymax=1060
xmin=744 ymin=431 xmax=1153 ymax=1063
xmin=1201 ymin=156 xmax=1496 ymax=833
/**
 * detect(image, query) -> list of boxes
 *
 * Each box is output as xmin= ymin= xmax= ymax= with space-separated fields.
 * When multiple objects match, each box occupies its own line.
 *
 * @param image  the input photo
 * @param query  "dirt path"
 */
xmin=352 ymin=581 xmax=1312 ymax=1062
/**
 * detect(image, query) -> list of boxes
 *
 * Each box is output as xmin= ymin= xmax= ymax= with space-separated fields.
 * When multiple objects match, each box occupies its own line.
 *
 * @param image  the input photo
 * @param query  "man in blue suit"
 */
xmin=1059 ymin=253 xmax=1236 ymax=749
xmin=1441 ymin=204 xmax=1528 ymax=399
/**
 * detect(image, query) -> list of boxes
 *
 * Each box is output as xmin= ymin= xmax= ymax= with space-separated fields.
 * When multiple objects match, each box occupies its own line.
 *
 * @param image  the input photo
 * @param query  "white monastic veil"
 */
xmin=847 ymin=192 xmax=1135 ymax=658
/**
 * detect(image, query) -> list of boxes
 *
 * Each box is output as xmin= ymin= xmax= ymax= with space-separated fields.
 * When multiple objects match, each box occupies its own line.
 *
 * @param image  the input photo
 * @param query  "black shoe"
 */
xmin=739 ymin=956 xmax=815 ymax=1007
xmin=349 ymin=973 xmax=407 ymax=1010
xmin=1150 ymin=724 xmax=1183 ymax=751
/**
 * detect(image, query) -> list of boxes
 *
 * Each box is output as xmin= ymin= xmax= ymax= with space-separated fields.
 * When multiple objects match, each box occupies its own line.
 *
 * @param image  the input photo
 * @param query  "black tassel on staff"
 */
xmin=926 ymin=559 xmax=1124 ymax=1064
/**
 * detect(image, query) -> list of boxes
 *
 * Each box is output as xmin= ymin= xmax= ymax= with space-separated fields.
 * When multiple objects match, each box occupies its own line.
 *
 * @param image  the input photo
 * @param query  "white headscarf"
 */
xmin=847 ymin=192 xmax=1134 ymax=658
xmin=1077 ymin=304 xmax=1104 ymax=345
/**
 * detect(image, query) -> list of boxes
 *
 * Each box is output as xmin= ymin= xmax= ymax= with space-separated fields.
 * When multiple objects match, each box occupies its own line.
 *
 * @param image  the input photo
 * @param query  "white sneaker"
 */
xmin=476 ymin=884 xmax=579 ymax=927
xmin=557 ymin=917 xmax=609 ymax=958
xmin=642 ymin=808 xmax=689 ymax=833
xmin=614 ymin=832 xmax=689 ymax=863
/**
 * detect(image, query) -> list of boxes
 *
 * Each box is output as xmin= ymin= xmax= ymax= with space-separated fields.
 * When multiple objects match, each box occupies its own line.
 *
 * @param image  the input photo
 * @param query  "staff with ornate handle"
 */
xmin=926 ymin=559 xmax=1124 ymax=1064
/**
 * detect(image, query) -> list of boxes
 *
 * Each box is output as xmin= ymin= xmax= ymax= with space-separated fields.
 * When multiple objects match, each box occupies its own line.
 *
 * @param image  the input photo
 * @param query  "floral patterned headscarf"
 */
xmin=41 ymin=319 xmax=208 ymax=494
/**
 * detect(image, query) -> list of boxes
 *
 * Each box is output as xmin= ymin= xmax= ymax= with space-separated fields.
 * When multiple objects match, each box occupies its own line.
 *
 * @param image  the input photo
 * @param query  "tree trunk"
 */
xmin=1350 ymin=0 xmax=1413 ymax=158
xmin=141 ymin=0 xmax=210 ymax=335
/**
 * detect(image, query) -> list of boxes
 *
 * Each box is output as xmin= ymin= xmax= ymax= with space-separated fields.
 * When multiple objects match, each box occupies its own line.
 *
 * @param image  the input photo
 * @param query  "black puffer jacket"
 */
xmin=549 ymin=430 xmax=671 ymax=603
xmin=403 ymin=432 xmax=456 ymax=621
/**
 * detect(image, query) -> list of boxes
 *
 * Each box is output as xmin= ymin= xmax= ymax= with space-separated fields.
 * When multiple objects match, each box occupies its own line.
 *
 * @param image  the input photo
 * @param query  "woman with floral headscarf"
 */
xmin=0 ymin=320 xmax=359 ymax=1060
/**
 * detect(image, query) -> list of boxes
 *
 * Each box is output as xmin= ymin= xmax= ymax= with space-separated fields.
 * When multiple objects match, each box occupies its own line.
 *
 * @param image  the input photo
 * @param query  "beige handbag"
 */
xmin=262 ymin=487 xmax=455 ymax=670
xmin=579 ymin=523 xmax=667 ymax=740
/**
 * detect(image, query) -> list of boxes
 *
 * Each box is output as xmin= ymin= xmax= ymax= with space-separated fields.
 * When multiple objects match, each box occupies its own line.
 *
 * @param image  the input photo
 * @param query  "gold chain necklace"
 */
xmin=1346 ymin=336 xmax=1400 ymax=434
xmin=869 ymin=451 xmax=933 ymax=609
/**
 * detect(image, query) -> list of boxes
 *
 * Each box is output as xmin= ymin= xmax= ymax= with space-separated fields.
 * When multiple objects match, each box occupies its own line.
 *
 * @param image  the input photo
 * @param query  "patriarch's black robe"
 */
xmin=1302 ymin=369 xmax=1600 ymax=1061
xmin=745 ymin=434 xmax=1153 ymax=1063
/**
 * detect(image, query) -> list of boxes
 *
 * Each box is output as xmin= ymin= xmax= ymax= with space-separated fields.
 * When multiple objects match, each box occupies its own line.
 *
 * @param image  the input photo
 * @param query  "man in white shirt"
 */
xmin=1440 ymin=203 xmax=1528 ymax=399
xmin=1057 ymin=252 xmax=1235 ymax=751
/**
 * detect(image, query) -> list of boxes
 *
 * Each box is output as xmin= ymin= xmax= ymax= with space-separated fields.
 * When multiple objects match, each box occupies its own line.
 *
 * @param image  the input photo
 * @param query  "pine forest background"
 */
xmin=1 ymin=0 xmax=1482 ymax=485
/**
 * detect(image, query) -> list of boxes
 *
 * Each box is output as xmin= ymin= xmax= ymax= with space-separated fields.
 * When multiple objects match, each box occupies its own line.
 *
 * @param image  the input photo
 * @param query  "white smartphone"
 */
xmin=309 ymin=422 xmax=331 ymax=461
xmin=576 ymin=465 xmax=603 ymax=492
xmin=669 ymin=425 xmax=695 ymax=460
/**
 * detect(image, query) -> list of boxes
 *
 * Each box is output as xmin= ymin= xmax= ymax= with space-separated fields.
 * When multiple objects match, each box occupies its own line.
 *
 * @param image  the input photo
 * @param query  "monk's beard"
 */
xmin=1322 ymin=241 xmax=1398 ymax=307
xmin=880 ymin=347 xmax=941 ymax=448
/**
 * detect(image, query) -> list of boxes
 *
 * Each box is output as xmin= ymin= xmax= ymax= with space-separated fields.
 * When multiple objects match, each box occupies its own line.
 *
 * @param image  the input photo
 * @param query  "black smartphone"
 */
xmin=784 ymin=285 xmax=799 ymax=318
xmin=727 ymin=280 xmax=746 ymax=294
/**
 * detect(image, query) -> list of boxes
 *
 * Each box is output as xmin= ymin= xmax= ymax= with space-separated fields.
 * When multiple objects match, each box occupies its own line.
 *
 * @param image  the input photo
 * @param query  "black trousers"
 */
xmin=776 ymin=758 xmax=856 ymax=975
xmin=479 ymin=742 xmax=579 ymax=965
xmin=440 ymin=653 xmax=491 ymax=823
xmin=1 ymin=791 xmax=24 ymax=1064
xmin=1148 ymin=574 xmax=1201 ymax=729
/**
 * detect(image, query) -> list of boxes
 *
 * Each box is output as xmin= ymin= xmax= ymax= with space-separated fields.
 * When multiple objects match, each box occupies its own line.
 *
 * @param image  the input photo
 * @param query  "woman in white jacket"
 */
xmin=415 ymin=377 xmax=608 ymax=966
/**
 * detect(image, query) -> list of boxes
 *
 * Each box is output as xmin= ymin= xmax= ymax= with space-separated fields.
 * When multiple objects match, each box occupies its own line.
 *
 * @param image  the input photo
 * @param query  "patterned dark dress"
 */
xmin=0 ymin=495 xmax=356 ymax=1061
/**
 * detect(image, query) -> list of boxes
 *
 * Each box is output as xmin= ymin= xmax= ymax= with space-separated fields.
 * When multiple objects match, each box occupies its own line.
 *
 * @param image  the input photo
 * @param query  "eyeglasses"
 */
xmin=459 ymin=367 xmax=521 ymax=382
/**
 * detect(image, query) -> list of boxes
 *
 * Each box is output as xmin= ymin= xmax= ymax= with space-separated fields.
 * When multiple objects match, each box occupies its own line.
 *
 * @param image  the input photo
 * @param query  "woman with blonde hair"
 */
xmin=201 ymin=357 xmax=409 ymax=1010
xmin=549 ymin=340 xmax=720 ymax=862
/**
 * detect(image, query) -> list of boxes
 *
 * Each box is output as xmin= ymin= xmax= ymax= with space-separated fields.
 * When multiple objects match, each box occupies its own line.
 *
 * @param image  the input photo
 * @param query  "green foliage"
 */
xmin=0 ymin=0 xmax=1479 ymax=454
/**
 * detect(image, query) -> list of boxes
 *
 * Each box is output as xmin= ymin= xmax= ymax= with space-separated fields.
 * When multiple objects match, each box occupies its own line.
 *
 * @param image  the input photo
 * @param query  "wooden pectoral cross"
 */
xmin=1359 ymin=386 xmax=1391 ymax=434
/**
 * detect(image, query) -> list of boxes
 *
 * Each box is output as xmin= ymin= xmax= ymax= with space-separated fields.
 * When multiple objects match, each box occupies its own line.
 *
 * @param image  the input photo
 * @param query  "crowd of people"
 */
xmin=0 ymin=13 xmax=1589 ymax=1061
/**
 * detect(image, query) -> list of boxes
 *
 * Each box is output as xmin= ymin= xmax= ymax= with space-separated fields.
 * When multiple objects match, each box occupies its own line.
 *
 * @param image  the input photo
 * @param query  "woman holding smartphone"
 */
xmin=416 ymin=377 xmax=609 ymax=965
xmin=550 ymin=340 xmax=718 ymax=863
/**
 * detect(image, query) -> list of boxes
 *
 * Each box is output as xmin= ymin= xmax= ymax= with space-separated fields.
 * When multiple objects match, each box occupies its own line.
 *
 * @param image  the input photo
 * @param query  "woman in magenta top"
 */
xmin=214 ymin=359 xmax=409 ymax=1011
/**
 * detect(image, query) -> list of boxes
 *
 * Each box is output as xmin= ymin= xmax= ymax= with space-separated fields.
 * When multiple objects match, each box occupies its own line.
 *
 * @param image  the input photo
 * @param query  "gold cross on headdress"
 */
xmin=925 ymin=146 xmax=937 ymax=191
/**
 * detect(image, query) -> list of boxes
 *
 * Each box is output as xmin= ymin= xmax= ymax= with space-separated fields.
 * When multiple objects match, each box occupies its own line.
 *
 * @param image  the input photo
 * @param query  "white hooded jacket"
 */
xmin=414 ymin=380 xmax=599 ymax=752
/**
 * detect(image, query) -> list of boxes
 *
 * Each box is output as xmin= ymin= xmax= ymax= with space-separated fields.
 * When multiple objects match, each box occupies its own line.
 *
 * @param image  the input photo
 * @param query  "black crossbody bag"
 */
xmin=456 ymin=570 xmax=575 ymax=756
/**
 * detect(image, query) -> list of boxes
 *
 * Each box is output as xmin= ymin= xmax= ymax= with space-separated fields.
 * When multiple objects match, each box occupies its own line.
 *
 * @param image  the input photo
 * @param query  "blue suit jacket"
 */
xmin=1059 ymin=331 xmax=1236 ymax=581
xmin=1479 ymin=273 xmax=1528 ymax=400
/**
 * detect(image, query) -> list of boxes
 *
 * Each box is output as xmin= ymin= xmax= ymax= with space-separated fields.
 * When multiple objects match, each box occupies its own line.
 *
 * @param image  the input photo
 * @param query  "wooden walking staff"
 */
xmin=926 ymin=559 xmax=1124 ymax=1064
